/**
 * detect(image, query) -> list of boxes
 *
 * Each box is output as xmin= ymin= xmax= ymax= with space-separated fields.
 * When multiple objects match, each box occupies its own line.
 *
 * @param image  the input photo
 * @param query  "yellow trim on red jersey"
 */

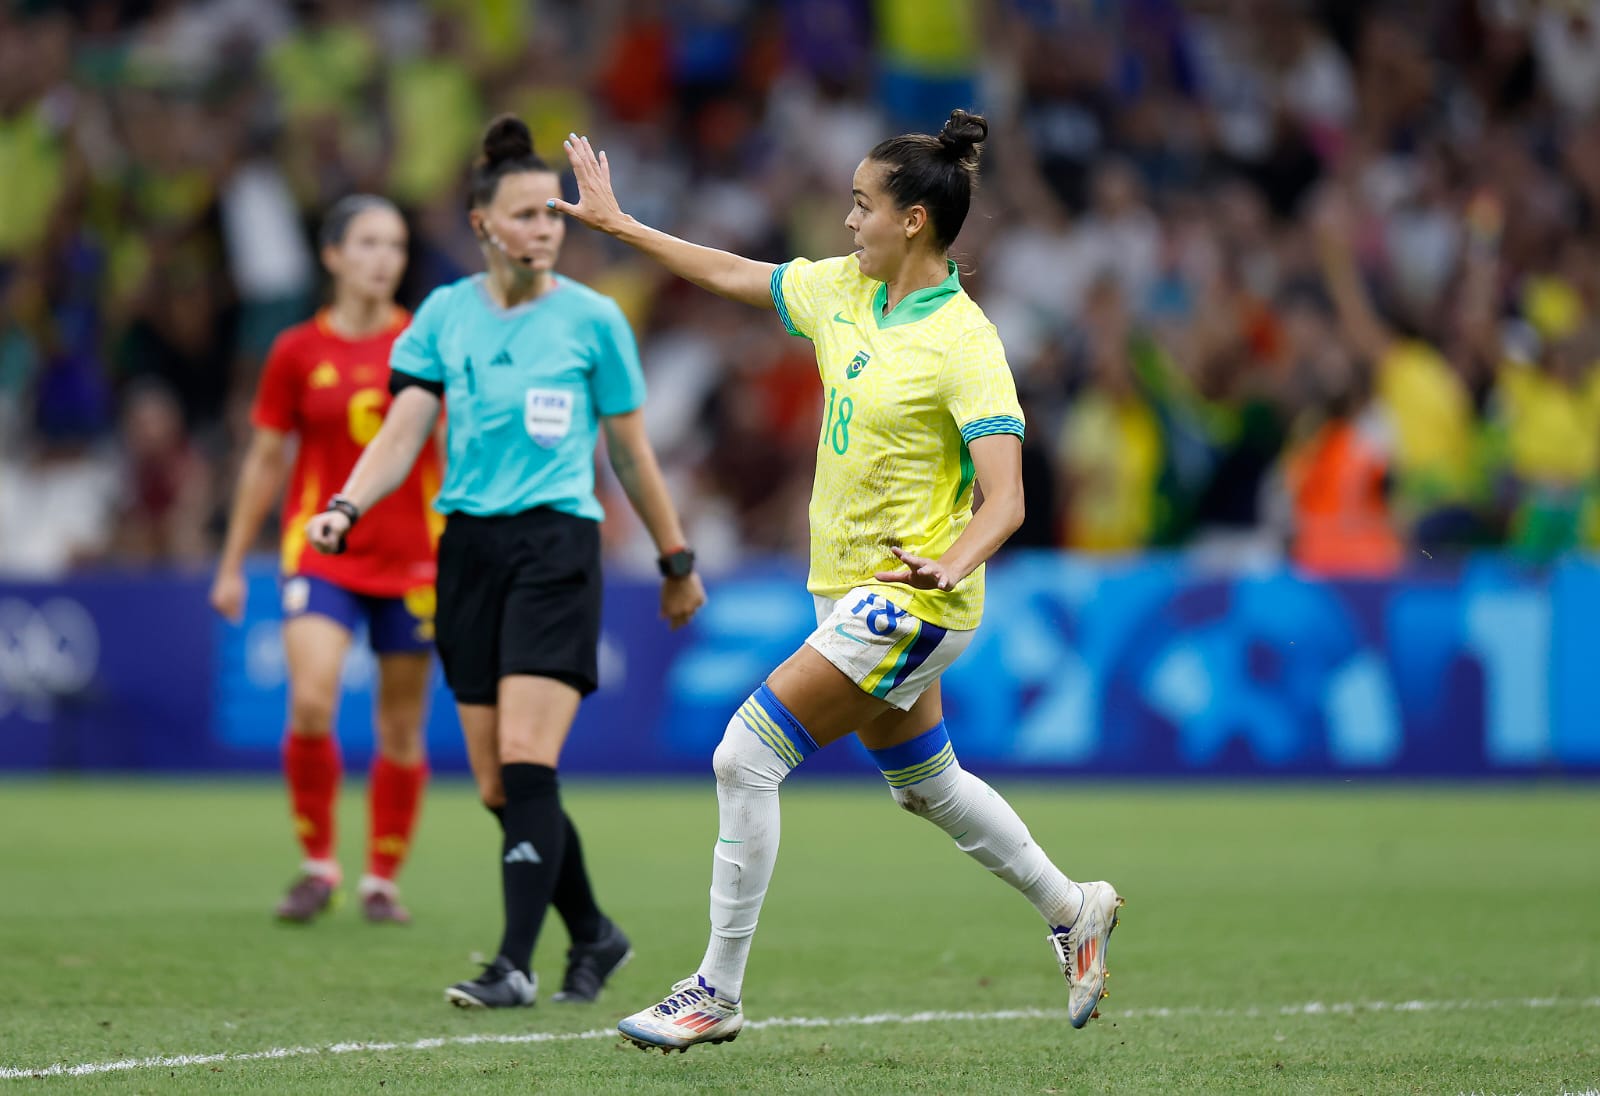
xmin=281 ymin=473 xmax=320 ymax=575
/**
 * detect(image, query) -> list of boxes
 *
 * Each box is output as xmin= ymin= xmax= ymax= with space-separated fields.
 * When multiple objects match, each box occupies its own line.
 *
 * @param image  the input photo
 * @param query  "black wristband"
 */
xmin=658 ymin=548 xmax=695 ymax=579
xmin=326 ymin=494 xmax=361 ymax=525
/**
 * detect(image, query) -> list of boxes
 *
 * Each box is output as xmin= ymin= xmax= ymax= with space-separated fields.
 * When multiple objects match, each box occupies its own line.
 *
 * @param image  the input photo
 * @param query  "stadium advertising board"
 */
xmin=1 ymin=555 xmax=1595 ymax=775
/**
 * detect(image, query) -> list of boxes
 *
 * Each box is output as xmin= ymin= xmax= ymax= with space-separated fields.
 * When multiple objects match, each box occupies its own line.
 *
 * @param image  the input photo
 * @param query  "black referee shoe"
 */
xmin=551 ymin=919 xmax=634 ymax=1003
xmin=445 ymin=955 xmax=536 ymax=1008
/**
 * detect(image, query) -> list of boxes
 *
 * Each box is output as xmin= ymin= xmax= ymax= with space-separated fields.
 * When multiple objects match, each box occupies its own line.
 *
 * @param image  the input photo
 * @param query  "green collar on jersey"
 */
xmin=872 ymin=261 xmax=961 ymax=329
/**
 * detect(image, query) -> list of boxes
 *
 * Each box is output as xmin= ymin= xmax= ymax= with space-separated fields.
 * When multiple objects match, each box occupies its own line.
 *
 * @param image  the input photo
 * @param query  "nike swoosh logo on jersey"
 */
xmin=834 ymin=623 xmax=871 ymax=646
xmin=833 ymin=311 xmax=856 ymax=325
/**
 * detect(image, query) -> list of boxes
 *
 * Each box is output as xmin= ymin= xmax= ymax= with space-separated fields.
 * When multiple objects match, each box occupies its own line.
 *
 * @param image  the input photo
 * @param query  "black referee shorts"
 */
xmin=434 ymin=507 xmax=603 ymax=704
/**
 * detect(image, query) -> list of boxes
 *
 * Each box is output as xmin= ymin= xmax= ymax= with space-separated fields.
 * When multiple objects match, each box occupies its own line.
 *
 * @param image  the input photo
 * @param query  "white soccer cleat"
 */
xmin=1049 ymin=880 xmax=1125 ymax=1028
xmin=617 ymin=976 xmax=745 ymax=1053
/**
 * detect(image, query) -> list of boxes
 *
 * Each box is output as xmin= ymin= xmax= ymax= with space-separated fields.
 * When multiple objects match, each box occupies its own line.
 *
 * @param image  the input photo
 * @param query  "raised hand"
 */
xmin=874 ymin=545 xmax=959 ymax=592
xmin=548 ymin=133 xmax=627 ymax=234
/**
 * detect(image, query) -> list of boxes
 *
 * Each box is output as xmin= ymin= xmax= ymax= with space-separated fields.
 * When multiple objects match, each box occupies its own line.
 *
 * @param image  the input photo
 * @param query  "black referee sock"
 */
xmin=496 ymin=763 xmax=565 ymax=975
xmin=486 ymin=801 xmax=602 ymax=944
xmin=552 ymin=811 xmax=606 ymax=945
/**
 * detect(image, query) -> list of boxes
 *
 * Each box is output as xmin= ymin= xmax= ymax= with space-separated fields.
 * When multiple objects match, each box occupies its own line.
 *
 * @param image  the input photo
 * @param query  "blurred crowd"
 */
xmin=6 ymin=0 xmax=1600 ymax=579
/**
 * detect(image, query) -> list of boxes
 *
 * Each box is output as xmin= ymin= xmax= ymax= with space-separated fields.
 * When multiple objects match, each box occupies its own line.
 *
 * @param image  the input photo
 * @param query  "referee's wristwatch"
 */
xmin=658 ymin=547 xmax=696 ymax=579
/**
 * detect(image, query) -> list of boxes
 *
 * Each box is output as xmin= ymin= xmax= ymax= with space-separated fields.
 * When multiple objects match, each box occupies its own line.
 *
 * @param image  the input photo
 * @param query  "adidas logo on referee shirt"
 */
xmin=490 ymin=349 xmax=514 ymax=367
xmin=503 ymin=841 xmax=542 ymax=864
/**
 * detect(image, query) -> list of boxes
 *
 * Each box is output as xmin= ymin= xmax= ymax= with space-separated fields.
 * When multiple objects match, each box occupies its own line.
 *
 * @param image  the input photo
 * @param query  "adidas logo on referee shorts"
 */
xmin=503 ymin=841 xmax=542 ymax=864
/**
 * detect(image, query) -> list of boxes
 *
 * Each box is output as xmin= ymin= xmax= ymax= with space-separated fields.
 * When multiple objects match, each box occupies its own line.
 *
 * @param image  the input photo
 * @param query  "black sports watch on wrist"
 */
xmin=658 ymin=548 xmax=696 ymax=579
xmin=326 ymin=494 xmax=361 ymax=525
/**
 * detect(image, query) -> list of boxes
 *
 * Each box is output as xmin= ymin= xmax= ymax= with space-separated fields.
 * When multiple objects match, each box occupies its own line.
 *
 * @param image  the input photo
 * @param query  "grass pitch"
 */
xmin=0 ymin=779 xmax=1595 ymax=1093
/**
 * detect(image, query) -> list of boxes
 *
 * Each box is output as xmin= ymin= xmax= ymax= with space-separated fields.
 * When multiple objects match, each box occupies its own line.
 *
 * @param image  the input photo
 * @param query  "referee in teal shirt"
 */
xmin=308 ymin=115 xmax=705 ymax=1009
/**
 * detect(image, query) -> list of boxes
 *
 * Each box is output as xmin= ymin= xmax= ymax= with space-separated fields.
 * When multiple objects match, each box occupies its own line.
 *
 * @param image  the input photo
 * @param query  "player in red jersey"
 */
xmin=211 ymin=195 xmax=442 ymax=925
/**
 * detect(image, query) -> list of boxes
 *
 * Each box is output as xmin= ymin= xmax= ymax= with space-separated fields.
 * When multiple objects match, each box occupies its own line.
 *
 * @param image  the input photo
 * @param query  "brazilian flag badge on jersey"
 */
xmin=846 ymin=351 xmax=871 ymax=379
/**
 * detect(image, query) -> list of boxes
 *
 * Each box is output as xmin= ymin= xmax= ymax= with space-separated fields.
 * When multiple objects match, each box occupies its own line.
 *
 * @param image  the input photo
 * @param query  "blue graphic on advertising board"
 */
xmin=2 ymin=554 xmax=1596 ymax=776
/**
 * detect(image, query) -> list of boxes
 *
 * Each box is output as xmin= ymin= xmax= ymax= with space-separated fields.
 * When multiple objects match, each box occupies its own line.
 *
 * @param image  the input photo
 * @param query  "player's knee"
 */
xmin=374 ymin=714 xmax=425 ymax=765
xmin=378 ymin=736 xmax=425 ymax=767
xmin=890 ymin=782 xmax=954 ymax=820
xmin=711 ymin=732 xmax=733 ymax=782
xmin=711 ymin=727 xmax=756 ymax=787
xmin=713 ymin=686 xmax=817 ymax=790
xmin=888 ymin=773 xmax=962 ymax=825
xmin=476 ymin=771 xmax=505 ymax=809
xmin=890 ymin=783 xmax=926 ymax=815
xmin=288 ymin=692 xmax=336 ymax=734
xmin=870 ymin=720 xmax=964 ymax=818
xmin=713 ymin=718 xmax=787 ymax=792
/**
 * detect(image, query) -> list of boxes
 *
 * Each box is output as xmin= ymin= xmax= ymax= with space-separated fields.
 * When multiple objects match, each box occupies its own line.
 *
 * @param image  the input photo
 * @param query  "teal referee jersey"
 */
xmin=391 ymin=273 xmax=646 ymax=520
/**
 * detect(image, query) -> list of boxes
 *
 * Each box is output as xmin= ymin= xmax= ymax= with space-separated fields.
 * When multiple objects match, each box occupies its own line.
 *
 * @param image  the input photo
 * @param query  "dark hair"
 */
xmin=865 ymin=109 xmax=988 ymax=251
xmin=469 ymin=114 xmax=551 ymax=209
xmin=319 ymin=194 xmax=401 ymax=250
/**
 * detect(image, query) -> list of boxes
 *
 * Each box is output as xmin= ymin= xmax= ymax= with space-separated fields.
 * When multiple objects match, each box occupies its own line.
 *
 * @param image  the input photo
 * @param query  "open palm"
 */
xmin=549 ymin=133 xmax=627 ymax=234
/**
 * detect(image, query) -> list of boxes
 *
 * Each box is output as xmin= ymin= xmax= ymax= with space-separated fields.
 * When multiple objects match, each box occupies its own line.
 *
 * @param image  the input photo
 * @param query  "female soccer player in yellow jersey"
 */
xmin=552 ymin=109 xmax=1124 ymax=1052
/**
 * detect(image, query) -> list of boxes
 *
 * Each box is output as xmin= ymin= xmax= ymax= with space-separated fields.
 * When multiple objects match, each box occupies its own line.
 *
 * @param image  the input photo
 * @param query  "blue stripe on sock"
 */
xmin=738 ymin=700 xmax=800 ymax=767
xmin=880 ymin=743 xmax=956 ymax=787
xmin=753 ymin=683 xmax=819 ymax=758
xmin=868 ymin=720 xmax=952 ymax=778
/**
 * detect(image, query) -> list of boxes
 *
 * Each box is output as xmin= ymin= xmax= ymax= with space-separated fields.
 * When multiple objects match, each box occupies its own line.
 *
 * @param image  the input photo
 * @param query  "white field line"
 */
xmin=3 ymin=995 xmax=1598 ymax=1079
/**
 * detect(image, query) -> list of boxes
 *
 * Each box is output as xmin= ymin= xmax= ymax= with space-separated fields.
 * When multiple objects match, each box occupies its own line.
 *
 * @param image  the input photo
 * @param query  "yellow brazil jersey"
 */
xmin=771 ymin=255 xmax=1024 ymax=630
xmin=1376 ymin=339 xmax=1477 ymax=505
xmin=1496 ymin=360 xmax=1600 ymax=485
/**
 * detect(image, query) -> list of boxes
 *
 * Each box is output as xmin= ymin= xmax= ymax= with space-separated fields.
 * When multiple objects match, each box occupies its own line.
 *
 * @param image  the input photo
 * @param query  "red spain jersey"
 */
xmin=252 ymin=309 xmax=443 ymax=598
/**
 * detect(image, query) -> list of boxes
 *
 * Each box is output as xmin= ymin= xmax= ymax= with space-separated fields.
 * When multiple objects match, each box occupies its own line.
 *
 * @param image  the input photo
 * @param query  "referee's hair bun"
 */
xmin=937 ymin=109 xmax=988 ymax=162
xmin=469 ymin=114 xmax=550 ymax=208
xmin=482 ymin=114 xmax=535 ymax=166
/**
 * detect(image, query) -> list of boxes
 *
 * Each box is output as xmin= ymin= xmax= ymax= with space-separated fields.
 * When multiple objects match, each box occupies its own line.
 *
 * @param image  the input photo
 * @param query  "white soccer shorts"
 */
xmin=805 ymin=586 xmax=974 ymax=711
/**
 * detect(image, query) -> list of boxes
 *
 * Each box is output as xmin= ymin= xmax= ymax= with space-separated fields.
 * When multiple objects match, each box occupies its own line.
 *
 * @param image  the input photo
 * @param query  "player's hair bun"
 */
xmin=482 ymin=114 xmax=535 ymax=167
xmin=867 ymin=109 xmax=987 ymax=249
xmin=937 ymin=109 xmax=988 ymax=162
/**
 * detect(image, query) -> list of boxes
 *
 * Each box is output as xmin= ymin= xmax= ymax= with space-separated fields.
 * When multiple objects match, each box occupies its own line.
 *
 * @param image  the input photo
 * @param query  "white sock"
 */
xmin=301 ymin=858 xmax=341 ymax=885
xmin=358 ymin=874 xmax=397 ymax=899
xmin=695 ymin=688 xmax=814 ymax=1002
xmin=891 ymin=763 xmax=1083 ymax=931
